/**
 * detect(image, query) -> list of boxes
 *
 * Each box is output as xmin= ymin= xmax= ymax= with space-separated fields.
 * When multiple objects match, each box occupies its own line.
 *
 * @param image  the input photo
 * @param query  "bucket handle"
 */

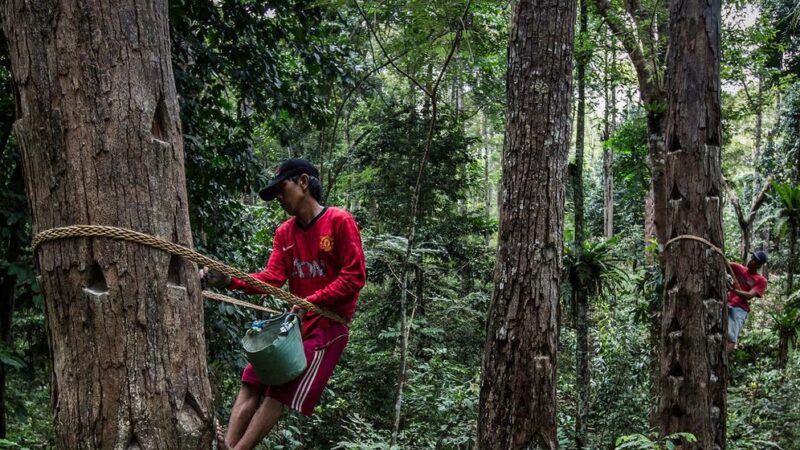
xmin=248 ymin=312 xmax=299 ymax=336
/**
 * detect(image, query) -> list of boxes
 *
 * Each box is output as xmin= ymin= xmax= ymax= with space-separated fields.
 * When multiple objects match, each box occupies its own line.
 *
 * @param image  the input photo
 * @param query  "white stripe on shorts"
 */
xmin=292 ymin=349 xmax=325 ymax=411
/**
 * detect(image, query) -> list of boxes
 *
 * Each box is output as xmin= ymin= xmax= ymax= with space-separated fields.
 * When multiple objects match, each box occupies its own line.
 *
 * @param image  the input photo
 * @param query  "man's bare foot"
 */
xmin=215 ymin=418 xmax=229 ymax=450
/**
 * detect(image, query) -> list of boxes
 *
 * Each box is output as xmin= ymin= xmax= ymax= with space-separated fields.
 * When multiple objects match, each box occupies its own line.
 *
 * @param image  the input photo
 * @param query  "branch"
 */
xmin=722 ymin=176 xmax=747 ymax=226
xmin=324 ymin=51 xmax=403 ymax=183
xmin=745 ymin=177 xmax=772 ymax=225
xmin=353 ymin=0 xmax=433 ymax=98
xmin=646 ymin=0 xmax=665 ymax=90
xmin=592 ymin=0 xmax=659 ymax=100
xmin=324 ymin=126 xmax=374 ymax=198
xmin=741 ymin=78 xmax=754 ymax=108
xmin=409 ymin=1 xmax=470 ymax=215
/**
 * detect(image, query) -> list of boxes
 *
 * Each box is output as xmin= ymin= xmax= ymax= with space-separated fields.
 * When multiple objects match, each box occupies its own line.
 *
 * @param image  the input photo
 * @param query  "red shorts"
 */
xmin=241 ymin=322 xmax=349 ymax=416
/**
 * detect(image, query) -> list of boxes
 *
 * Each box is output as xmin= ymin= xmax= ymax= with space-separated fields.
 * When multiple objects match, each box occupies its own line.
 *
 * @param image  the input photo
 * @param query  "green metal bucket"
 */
xmin=241 ymin=313 xmax=306 ymax=385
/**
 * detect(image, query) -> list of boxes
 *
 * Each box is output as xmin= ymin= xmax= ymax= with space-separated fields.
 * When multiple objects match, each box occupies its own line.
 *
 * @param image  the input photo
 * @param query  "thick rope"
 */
xmin=201 ymin=291 xmax=281 ymax=315
xmin=664 ymin=234 xmax=742 ymax=290
xmin=32 ymin=225 xmax=346 ymax=323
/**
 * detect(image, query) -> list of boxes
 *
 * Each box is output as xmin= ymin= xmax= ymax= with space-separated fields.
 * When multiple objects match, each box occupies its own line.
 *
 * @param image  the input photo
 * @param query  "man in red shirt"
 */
xmin=726 ymin=250 xmax=768 ymax=353
xmin=203 ymin=158 xmax=366 ymax=450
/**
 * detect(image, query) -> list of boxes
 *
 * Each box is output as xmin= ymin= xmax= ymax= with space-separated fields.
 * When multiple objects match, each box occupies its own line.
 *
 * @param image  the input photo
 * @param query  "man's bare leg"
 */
xmin=231 ymin=396 xmax=285 ymax=450
xmin=224 ymin=383 xmax=262 ymax=448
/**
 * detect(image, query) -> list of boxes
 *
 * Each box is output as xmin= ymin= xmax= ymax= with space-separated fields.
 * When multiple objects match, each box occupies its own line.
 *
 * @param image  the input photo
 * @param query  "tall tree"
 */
xmin=4 ymin=0 xmax=213 ymax=447
xmin=592 ymin=0 xmax=668 ymax=252
xmin=352 ymin=1 xmax=471 ymax=443
xmin=656 ymin=0 xmax=727 ymax=446
xmin=602 ymin=34 xmax=617 ymax=239
xmin=477 ymin=0 xmax=575 ymax=446
xmin=573 ymin=0 xmax=590 ymax=446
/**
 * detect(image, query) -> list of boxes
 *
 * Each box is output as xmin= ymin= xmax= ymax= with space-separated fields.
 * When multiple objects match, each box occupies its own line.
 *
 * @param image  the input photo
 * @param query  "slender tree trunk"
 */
xmin=788 ymin=221 xmax=796 ymax=295
xmin=477 ymin=0 xmax=575 ymax=446
xmin=777 ymin=223 xmax=795 ymax=369
xmin=4 ymin=0 xmax=213 ymax=448
xmin=483 ymin=113 xmax=492 ymax=213
xmin=591 ymin=0 xmax=668 ymax=257
xmin=753 ymin=77 xmax=763 ymax=172
xmin=483 ymin=112 xmax=493 ymax=245
xmin=656 ymin=0 xmax=727 ymax=447
xmin=741 ymin=225 xmax=752 ymax=263
xmin=389 ymin=16 xmax=466 ymax=445
xmin=777 ymin=331 xmax=793 ymax=369
xmin=574 ymin=0 xmax=590 ymax=447
xmin=645 ymin=112 xmax=668 ymax=252
xmin=602 ymin=40 xmax=615 ymax=239
xmin=603 ymin=149 xmax=614 ymax=239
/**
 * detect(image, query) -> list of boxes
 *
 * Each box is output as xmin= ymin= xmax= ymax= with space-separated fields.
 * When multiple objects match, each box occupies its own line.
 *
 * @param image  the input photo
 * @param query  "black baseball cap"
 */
xmin=751 ymin=250 xmax=768 ymax=264
xmin=258 ymin=158 xmax=320 ymax=201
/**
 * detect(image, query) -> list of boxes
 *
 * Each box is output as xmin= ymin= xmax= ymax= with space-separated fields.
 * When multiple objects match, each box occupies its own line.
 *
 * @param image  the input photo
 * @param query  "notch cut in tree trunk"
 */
xmin=656 ymin=0 xmax=727 ymax=446
xmin=477 ymin=0 xmax=575 ymax=447
xmin=3 ymin=0 xmax=213 ymax=447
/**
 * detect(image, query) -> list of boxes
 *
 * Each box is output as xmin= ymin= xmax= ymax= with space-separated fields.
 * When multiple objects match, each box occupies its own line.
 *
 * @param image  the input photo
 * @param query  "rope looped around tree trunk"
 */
xmin=32 ymin=225 xmax=347 ymax=323
xmin=664 ymin=234 xmax=743 ymax=291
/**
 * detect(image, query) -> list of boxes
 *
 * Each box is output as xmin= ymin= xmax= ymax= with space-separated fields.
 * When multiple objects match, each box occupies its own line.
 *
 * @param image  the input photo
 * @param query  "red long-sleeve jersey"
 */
xmin=228 ymin=207 xmax=366 ymax=333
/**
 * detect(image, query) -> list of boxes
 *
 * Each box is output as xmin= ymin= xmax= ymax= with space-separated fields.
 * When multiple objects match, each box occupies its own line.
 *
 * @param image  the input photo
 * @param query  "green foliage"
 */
xmin=763 ymin=0 xmax=800 ymax=77
xmin=728 ymin=329 xmax=800 ymax=448
xmin=771 ymin=182 xmax=800 ymax=234
xmin=604 ymin=113 xmax=650 ymax=241
xmin=760 ymin=81 xmax=800 ymax=181
xmin=350 ymin=103 xmax=478 ymax=233
xmin=614 ymin=432 xmax=696 ymax=450
xmin=565 ymin=237 xmax=628 ymax=300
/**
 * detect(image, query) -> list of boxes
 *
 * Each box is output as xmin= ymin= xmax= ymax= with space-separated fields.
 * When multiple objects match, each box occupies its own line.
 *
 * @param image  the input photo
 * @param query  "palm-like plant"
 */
xmin=772 ymin=183 xmax=800 ymax=294
xmin=771 ymin=289 xmax=800 ymax=368
xmin=564 ymin=237 xmax=629 ymax=302
xmin=564 ymin=237 xmax=629 ymax=449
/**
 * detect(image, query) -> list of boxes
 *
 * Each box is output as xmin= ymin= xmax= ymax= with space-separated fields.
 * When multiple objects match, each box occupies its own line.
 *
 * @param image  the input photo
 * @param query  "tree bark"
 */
xmin=656 ymin=0 xmax=727 ymax=447
xmin=477 ymin=0 xmax=575 ymax=447
xmin=574 ymin=0 xmax=590 ymax=447
xmin=4 ymin=0 xmax=213 ymax=448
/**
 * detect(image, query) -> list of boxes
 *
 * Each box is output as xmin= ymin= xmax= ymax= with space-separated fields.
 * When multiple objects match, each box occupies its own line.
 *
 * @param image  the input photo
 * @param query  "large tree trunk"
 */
xmin=574 ymin=0 xmax=590 ymax=447
xmin=4 ymin=0 xmax=214 ymax=448
xmin=477 ymin=0 xmax=575 ymax=446
xmin=656 ymin=0 xmax=727 ymax=447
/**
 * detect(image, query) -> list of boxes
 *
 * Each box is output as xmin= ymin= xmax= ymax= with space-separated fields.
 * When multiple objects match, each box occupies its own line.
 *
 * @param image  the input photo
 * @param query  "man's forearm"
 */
xmin=733 ymin=289 xmax=757 ymax=300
